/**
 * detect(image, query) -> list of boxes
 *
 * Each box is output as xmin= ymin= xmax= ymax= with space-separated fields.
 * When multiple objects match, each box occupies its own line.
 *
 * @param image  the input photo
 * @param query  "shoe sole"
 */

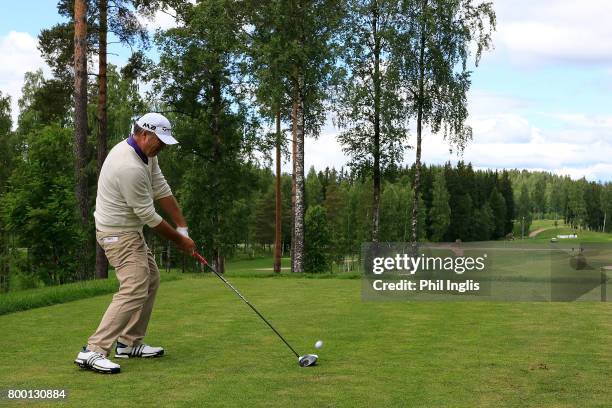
xmin=114 ymin=350 xmax=164 ymax=359
xmin=74 ymin=359 xmax=120 ymax=374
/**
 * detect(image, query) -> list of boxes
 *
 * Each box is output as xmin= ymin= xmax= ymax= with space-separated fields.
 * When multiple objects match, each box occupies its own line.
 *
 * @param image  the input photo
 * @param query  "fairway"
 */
xmin=1 ymin=276 xmax=610 ymax=407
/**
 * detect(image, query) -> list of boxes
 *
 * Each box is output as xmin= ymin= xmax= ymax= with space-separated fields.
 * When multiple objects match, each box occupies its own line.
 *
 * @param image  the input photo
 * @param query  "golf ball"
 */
xmin=315 ymin=340 xmax=323 ymax=349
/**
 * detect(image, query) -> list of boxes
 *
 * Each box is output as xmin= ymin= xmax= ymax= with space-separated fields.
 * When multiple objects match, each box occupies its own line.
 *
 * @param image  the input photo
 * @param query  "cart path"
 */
xmin=529 ymin=227 xmax=552 ymax=238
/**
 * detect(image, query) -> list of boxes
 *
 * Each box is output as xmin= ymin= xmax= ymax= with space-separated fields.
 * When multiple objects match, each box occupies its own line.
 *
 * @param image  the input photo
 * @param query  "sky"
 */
xmin=1 ymin=1 xmax=612 ymax=181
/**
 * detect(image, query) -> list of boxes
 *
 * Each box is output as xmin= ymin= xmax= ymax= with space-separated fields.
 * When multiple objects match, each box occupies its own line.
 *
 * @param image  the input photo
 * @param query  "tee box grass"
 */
xmin=0 ymin=273 xmax=610 ymax=407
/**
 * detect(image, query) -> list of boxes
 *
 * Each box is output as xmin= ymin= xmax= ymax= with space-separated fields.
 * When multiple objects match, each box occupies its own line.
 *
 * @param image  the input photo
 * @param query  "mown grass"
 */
xmin=0 ymin=277 xmax=610 ymax=407
xmin=529 ymin=219 xmax=563 ymax=231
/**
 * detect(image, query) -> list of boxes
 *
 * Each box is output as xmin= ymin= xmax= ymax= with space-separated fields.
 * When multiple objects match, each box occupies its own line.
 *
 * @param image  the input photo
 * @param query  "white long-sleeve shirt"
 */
xmin=94 ymin=139 xmax=172 ymax=232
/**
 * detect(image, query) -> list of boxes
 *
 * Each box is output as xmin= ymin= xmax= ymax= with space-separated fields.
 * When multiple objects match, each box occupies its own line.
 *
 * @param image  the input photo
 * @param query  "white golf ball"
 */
xmin=315 ymin=340 xmax=323 ymax=349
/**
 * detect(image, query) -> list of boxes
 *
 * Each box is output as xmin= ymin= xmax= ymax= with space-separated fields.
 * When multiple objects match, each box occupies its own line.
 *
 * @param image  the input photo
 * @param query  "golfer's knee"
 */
xmin=117 ymin=277 xmax=150 ymax=303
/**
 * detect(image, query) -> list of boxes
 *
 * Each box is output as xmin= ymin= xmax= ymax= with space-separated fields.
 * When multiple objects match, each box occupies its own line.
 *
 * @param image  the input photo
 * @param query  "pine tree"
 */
xmin=429 ymin=170 xmax=450 ymax=242
xmin=488 ymin=188 xmax=506 ymax=239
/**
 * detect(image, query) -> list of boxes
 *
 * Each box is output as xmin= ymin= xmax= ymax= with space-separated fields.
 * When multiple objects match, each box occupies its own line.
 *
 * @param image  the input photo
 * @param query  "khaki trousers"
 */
xmin=88 ymin=230 xmax=160 ymax=356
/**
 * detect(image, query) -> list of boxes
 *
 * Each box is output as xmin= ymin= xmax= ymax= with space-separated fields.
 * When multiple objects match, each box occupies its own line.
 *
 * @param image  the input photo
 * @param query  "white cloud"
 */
xmin=305 ymin=125 xmax=349 ymax=172
xmin=467 ymin=113 xmax=534 ymax=144
xmin=495 ymin=0 xmax=612 ymax=66
xmin=137 ymin=1 xmax=199 ymax=33
xmin=0 ymin=31 xmax=50 ymax=128
xmin=403 ymin=114 xmax=612 ymax=181
xmin=294 ymin=96 xmax=612 ymax=182
xmin=138 ymin=8 xmax=179 ymax=32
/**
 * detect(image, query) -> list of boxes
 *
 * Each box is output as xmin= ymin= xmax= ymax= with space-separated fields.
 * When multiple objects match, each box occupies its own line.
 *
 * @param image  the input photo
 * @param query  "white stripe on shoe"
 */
xmin=115 ymin=342 xmax=164 ymax=359
xmin=74 ymin=348 xmax=120 ymax=374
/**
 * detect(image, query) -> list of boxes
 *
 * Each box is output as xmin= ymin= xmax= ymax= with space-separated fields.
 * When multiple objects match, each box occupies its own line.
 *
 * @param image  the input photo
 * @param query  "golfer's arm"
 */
xmin=152 ymin=219 xmax=184 ymax=244
xmin=156 ymin=195 xmax=187 ymax=228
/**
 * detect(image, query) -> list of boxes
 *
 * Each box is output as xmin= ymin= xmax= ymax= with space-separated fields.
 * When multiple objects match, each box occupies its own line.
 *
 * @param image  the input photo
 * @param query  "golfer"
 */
xmin=74 ymin=112 xmax=196 ymax=374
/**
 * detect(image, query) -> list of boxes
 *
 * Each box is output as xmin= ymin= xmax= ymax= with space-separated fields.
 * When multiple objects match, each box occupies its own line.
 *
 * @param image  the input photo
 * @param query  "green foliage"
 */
xmin=305 ymin=166 xmax=324 ymax=210
xmin=304 ymin=205 xmax=331 ymax=273
xmin=566 ymin=179 xmax=587 ymax=229
xmin=516 ymin=184 xmax=533 ymax=236
xmin=105 ymin=64 xmax=148 ymax=146
xmin=395 ymin=0 xmax=496 ymax=149
xmin=488 ymin=188 xmax=507 ymax=239
xmin=429 ymin=171 xmax=451 ymax=242
xmin=379 ymin=182 xmax=424 ymax=242
xmin=1 ymin=125 xmax=85 ymax=285
xmin=471 ymin=202 xmax=494 ymax=241
xmin=154 ymin=0 xmax=261 ymax=265
xmin=0 ymin=91 xmax=14 ymax=194
xmin=250 ymin=186 xmax=276 ymax=245
xmin=335 ymin=0 xmax=408 ymax=173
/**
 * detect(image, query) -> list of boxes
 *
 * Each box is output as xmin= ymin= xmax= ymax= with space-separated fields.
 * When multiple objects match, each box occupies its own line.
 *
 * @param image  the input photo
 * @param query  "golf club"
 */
xmin=191 ymin=251 xmax=318 ymax=367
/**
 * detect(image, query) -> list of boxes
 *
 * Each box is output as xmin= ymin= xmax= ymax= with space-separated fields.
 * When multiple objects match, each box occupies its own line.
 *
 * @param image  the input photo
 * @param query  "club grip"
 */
xmin=192 ymin=251 xmax=208 ymax=266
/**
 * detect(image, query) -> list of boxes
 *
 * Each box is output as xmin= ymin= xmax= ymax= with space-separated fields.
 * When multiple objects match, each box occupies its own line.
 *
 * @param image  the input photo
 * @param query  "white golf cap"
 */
xmin=136 ymin=112 xmax=178 ymax=145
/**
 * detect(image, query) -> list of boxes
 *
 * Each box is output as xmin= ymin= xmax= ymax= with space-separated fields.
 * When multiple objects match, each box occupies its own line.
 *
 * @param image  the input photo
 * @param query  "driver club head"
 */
xmin=298 ymin=354 xmax=318 ymax=367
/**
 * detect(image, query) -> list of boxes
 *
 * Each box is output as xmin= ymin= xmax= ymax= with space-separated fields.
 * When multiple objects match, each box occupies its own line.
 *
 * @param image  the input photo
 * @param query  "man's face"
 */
xmin=140 ymin=130 xmax=166 ymax=157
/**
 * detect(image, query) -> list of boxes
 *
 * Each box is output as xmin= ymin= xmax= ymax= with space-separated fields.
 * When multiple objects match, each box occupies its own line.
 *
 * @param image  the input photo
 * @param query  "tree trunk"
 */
xmin=274 ymin=109 xmax=282 ymax=273
xmin=211 ymin=67 xmax=224 ymax=274
xmin=292 ymin=81 xmax=306 ymax=273
xmin=372 ymin=4 xmax=381 ymax=243
xmin=95 ymin=0 xmax=109 ymax=279
xmin=411 ymin=2 xmax=427 ymax=251
xmin=74 ymin=0 xmax=89 ymax=278
xmin=291 ymin=98 xmax=297 ymax=272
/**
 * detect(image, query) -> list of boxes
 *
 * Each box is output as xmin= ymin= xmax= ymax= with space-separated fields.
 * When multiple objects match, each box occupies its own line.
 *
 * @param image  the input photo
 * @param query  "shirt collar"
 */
xmin=127 ymin=135 xmax=148 ymax=164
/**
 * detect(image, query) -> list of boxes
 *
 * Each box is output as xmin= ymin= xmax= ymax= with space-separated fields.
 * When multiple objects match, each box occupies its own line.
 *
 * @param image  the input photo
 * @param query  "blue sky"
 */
xmin=2 ymin=0 xmax=612 ymax=181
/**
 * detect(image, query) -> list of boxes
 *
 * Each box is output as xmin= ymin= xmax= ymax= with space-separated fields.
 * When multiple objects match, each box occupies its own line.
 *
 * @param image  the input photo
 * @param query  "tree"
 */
xmin=304 ymin=205 xmax=331 ymax=273
xmin=379 ymin=182 xmax=404 ymax=241
xmin=566 ymin=179 xmax=587 ymax=229
xmin=305 ymin=166 xmax=324 ymax=210
xmin=324 ymin=177 xmax=350 ymax=263
xmin=488 ymin=187 xmax=506 ymax=239
xmin=272 ymin=0 xmax=342 ymax=273
xmin=532 ymin=176 xmax=546 ymax=218
xmin=498 ymin=170 xmax=514 ymax=235
xmin=0 ymin=92 xmax=13 ymax=192
xmin=516 ymin=184 xmax=532 ymax=237
xmin=451 ymin=193 xmax=473 ymax=241
xmin=584 ymin=182 xmax=603 ymax=231
xmin=248 ymin=0 xmax=293 ymax=273
xmin=39 ymin=0 xmax=153 ymax=279
xmin=1 ymin=125 xmax=84 ymax=284
xmin=0 ymin=92 xmax=13 ymax=291
xmin=74 ymin=0 xmax=90 ymax=277
xmin=429 ymin=170 xmax=450 ymax=241
xmin=548 ymin=178 xmax=564 ymax=221
xmin=154 ymin=0 xmax=258 ymax=273
xmin=395 ymin=0 xmax=496 ymax=247
xmin=250 ymin=187 xmax=276 ymax=247
xmin=471 ymin=202 xmax=493 ymax=241
xmin=335 ymin=0 xmax=409 ymax=242
xmin=95 ymin=0 xmax=109 ymax=279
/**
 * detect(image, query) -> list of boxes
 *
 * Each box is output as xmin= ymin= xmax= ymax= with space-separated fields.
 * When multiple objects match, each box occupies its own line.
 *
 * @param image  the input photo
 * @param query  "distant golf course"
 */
xmin=1 ymin=225 xmax=611 ymax=407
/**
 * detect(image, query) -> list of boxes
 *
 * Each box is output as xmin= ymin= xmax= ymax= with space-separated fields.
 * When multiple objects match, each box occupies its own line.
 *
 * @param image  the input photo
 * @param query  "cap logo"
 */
xmin=142 ymin=122 xmax=170 ymax=132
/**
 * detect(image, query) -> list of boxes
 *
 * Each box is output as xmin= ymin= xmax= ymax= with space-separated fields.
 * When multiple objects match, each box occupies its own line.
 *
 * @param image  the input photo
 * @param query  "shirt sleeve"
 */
xmin=151 ymin=157 xmax=173 ymax=200
xmin=117 ymin=166 xmax=163 ymax=228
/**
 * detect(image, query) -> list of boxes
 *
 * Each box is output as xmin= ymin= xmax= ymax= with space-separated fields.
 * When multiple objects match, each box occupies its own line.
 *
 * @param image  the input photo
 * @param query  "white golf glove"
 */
xmin=177 ymin=227 xmax=189 ymax=237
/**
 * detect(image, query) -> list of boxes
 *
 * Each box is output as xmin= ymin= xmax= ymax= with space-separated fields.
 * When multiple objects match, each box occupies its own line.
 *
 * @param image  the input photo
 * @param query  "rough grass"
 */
xmin=0 ymin=277 xmax=610 ymax=407
xmin=0 ymin=272 xmax=183 ymax=316
xmin=0 ymin=257 xmax=359 ymax=316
